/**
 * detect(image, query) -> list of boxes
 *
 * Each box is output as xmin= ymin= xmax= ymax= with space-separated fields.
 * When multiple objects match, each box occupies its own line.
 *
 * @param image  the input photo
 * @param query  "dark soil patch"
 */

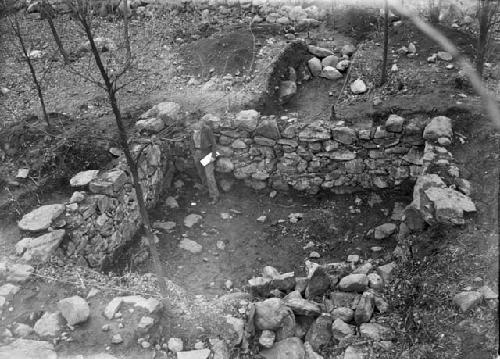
xmin=180 ymin=30 xmax=262 ymax=78
xmin=140 ymin=177 xmax=410 ymax=297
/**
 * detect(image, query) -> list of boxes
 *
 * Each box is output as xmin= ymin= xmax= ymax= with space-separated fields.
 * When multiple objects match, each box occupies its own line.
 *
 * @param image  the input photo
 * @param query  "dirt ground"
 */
xmin=143 ymin=178 xmax=409 ymax=296
xmin=0 ymin=3 xmax=499 ymax=358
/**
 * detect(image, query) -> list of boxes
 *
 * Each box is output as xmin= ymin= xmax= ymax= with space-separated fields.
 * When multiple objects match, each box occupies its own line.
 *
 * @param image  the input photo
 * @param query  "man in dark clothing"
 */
xmin=191 ymin=119 xmax=220 ymax=204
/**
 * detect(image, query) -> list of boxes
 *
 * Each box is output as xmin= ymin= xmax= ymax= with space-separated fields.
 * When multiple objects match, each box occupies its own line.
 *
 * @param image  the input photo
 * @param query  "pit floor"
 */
xmin=143 ymin=175 xmax=411 ymax=297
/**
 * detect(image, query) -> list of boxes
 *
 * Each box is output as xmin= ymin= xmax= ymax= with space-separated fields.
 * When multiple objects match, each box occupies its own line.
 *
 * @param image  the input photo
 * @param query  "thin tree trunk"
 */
xmin=380 ymin=0 xmax=389 ymax=86
xmin=42 ymin=1 xmax=70 ymax=65
xmin=78 ymin=12 xmax=168 ymax=296
xmin=10 ymin=16 xmax=50 ymax=127
xmin=476 ymin=0 xmax=489 ymax=77
xmin=122 ymin=0 xmax=131 ymax=61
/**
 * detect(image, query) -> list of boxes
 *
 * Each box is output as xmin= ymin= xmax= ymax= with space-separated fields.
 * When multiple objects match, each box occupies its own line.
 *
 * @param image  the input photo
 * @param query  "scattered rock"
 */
xmin=0 ymin=283 xmax=20 ymax=299
xmin=453 ymin=291 xmax=483 ymax=312
xmin=408 ymin=42 xmax=416 ymax=53
xmin=320 ymin=66 xmax=343 ymax=80
xmin=179 ymin=238 xmax=203 ymax=253
xmin=168 ymin=338 xmax=184 ymax=352
xmin=16 ymin=230 xmax=66 ymax=263
xmin=359 ymin=322 xmax=394 ymax=341
xmin=308 ymin=45 xmax=334 ymax=58
xmin=350 ymin=79 xmax=367 ymax=94
xmin=234 ymin=109 xmax=260 ymax=131
xmin=12 ymin=323 xmax=34 ymax=338
xmin=283 ymin=291 xmax=321 ymax=316
xmin=305 ymin=314 xmax=332 ymax=352
xmin=373 ymin=223 xmax=396 ymax=239
xmin=308 ymin=57 xmax=322 ymax=77
xmin=184 ymin=214 xmax=202 ymax=228
xmin=18 ymin=204 xmax=65 ymax=232
xmin=259 ymin=330 xmax=276 ymax=348
xmin=376 ymin=262 xmax=396 ymax=284
xmin=385 ymin=115 xmax=404 ymax=133
xmin=154 ymin=221 xmax=177 ymax=231
xmin=343 ymin=345 xmax=369 ymax=359
xmin=424 ymin=187 xmax=476 ymax=224
xmin=479 ymin=285 xmax=498 ymax=300
xmin=260 ymin=337 xmax=305 ymax=359
xmin=0 ymin=339 xmax=56 ymax=359
xmin=331 ymin=307 xmax=354 ymax=322
xmin=437 ymin=51 xmax=453 ymax=61
xmin=331 ymin=318 xmax=355 ymax=339
xmin=341 ymin=44 xmax=356 ymax=57
xmin=321 ymin=55 xmax=339 ymax=68
xmin=57 ymin=296 xmax=90 ymax=326
xmin=165 ymin=196 xmax=180 ymax=209
xmin=338 ymin=274 xmax=368 ymax=292
xmin=354 ymin=293 xmax=374 ymax=324
xmin=33 ymin=312 xmax=62 ymax=337
xmin=111 ymin=334 xmax=123 ymax=344
xmin=336 ymin=59 xmax=349 ymax=71
xmin=423 ymin=116 xmax=453 ymax=140
xmin=280 ymin=80 xmax=297 ymax=103
xmin=254 ymin=298 xmax=294 ymax=330
xmin=305 ymin=266 xmax=331 ymax=298
xmin=177 ymin=349 xmax=211 ymax=359
xmin=367 ymin=273 xmax=384 ymax=290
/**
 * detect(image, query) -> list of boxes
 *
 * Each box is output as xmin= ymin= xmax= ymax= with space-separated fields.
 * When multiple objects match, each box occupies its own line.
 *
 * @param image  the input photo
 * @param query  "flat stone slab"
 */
xmin=18 ymin=204 xmax=65 ymax=232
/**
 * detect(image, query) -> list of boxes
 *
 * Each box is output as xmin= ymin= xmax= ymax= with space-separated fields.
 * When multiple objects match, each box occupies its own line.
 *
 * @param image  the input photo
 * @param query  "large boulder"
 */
xmin=16 ymin=230 xmax=66 ymax=263
xmin=57 ymin=296 xmax=90 ymax=326
xmin=18 ymin=204 xmax=65 ymax=232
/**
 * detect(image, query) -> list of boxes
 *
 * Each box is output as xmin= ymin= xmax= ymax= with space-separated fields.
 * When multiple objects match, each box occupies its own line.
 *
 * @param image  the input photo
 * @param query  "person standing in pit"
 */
xmin=191 ymin=119 xmax=220 ymax=204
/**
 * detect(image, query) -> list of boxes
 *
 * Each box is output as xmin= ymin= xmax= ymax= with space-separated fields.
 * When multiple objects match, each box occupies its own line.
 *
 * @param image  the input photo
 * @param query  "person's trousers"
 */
xmin=193 ymin=150 xmax=219 ymax=200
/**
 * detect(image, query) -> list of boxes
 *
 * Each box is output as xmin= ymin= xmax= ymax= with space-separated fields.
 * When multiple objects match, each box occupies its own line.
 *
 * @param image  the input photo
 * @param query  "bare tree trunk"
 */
xmin=9 ymin=16 xmax=50 ymax=127
xmin=122 ymin=0 xmax=131 ymax=61
xmin=380 ymin=0 xmax=389 ymax=86
xmin=76 ymin=9 xmax=168 ymax=295
xmin=42 ymin=1 xmax=70 ymax=65
xmin=476 ymin=0 xmax=489 ymax=77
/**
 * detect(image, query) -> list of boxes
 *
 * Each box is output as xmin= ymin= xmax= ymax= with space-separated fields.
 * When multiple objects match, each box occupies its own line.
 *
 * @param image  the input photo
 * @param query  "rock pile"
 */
xmin=247 ymin=260 xmax=396 ymax=358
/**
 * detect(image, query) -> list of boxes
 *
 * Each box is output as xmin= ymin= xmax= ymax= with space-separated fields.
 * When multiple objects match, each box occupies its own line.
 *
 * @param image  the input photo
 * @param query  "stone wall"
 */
xmin=14 ymin=101 xmax=476 ymax=271
xmin=15 ymin=102 xmax=181 ymax=270
xmin=195 ymin=109 xmax=426 ymax=194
